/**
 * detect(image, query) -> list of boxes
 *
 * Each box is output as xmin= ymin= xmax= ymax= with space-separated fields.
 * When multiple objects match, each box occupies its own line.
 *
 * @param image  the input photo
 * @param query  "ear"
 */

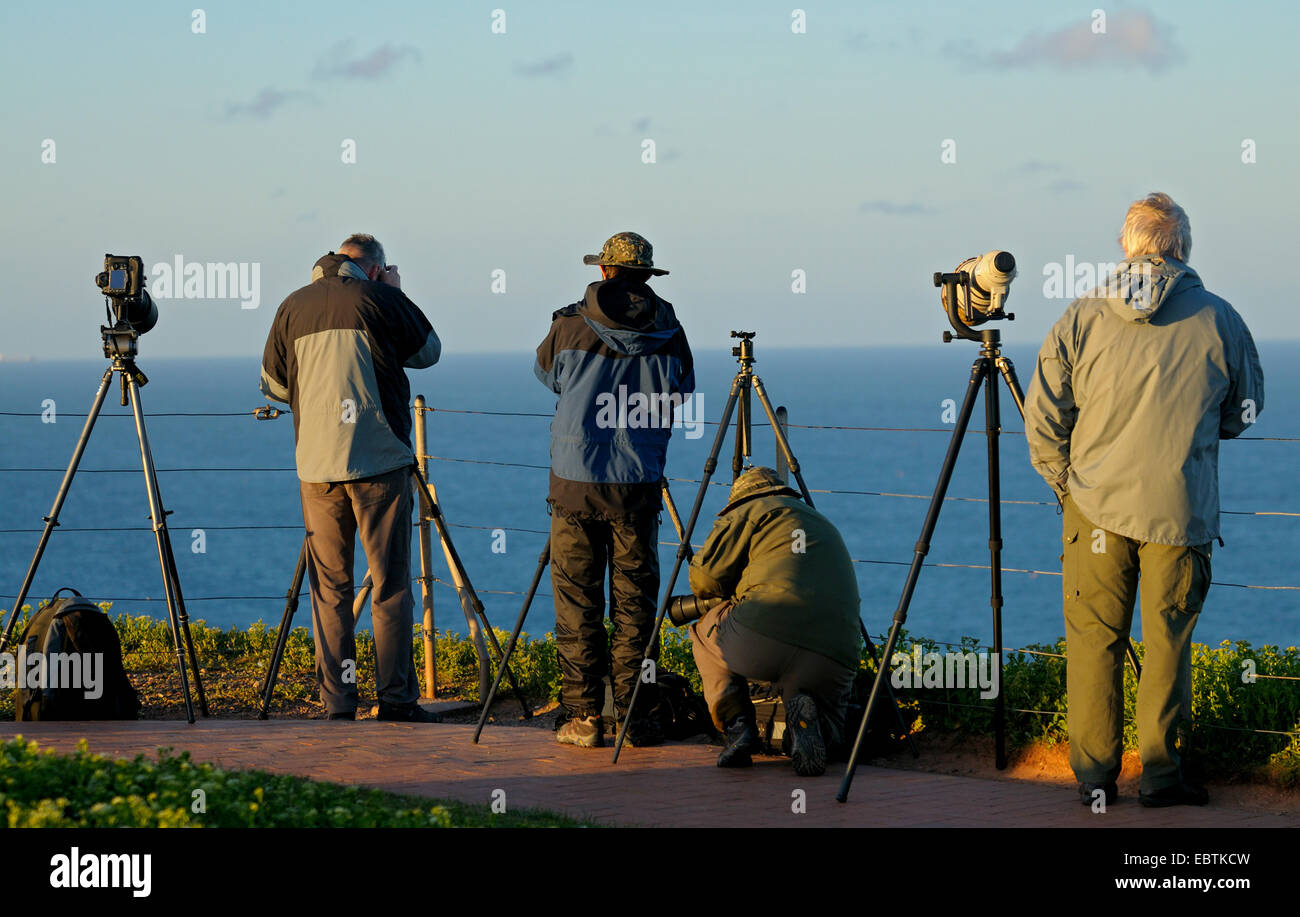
xmin=368 ymin=264 xmax=382 ymax=281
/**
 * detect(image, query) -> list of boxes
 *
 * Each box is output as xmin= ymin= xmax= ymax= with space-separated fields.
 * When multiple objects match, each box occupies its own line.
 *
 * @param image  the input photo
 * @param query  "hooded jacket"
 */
xmin=1024 ymin=255 xmax=1264 ymax=546
xmin=535 ymin=277 xmax=694 ymax=517
xmin=260 ymin=253 xmax=441 ymax=483
xmin=688 ymin=491 xmax=862 ymax=670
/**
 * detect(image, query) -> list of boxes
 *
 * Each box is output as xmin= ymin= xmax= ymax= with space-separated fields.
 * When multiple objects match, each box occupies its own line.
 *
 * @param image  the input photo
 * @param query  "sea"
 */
xmin=1 ymin=343 xmax=1296 ymax=652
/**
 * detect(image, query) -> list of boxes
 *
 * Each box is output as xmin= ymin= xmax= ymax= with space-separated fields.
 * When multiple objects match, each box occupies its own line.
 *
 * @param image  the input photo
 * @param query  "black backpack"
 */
xmin=655 ymin=672 xmax=717 ymax=740
xmin=14 ymin=588 xmax=140 ymax=721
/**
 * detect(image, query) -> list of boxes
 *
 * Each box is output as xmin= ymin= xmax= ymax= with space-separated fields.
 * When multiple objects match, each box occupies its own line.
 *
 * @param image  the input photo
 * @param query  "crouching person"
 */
xmin=685 ymin=466 xmax=862 ymax=776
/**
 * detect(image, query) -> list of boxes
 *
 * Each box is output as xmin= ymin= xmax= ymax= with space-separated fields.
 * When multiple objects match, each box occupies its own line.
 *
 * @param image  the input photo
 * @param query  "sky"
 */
xmin=1 ymin=0 xmax=1297 ymax=359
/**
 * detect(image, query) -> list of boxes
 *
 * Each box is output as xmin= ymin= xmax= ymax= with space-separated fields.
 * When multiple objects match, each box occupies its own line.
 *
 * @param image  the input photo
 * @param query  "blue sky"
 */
xmin=1 ymin=0 xmax=1297 ymax=359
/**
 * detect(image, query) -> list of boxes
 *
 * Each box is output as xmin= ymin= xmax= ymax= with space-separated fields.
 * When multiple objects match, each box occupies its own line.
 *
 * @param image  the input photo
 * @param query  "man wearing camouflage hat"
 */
xmin=687 ymin=466 xmax=862 ymax=776
xmin=535 ymin=232 xmax=695 ymax=748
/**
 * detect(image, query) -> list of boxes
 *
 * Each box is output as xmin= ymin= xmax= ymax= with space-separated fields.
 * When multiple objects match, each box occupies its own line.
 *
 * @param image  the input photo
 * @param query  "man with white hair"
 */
xmin=1025 ymin=193 xmax=1264 ymax=808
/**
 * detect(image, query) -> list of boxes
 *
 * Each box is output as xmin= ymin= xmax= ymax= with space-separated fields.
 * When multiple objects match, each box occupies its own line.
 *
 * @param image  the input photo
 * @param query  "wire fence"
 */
xmin=1 ymin=402 xmax=1295 ymax=737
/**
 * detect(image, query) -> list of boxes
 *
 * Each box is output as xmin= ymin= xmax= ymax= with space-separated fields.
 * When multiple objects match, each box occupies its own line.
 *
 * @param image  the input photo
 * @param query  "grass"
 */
xmin=0 ymin=736 xmax=590 ymax=828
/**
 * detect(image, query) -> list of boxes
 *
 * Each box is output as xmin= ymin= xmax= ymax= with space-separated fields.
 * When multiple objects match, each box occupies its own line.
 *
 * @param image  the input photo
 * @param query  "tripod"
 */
xmin=258 ymin=465 xmax=530 ymax=719
xmin=836 ymin=266 xmax=1141 ymax=803
xmin=1 ymin=322 xmax=207 ymax=723
xmin=612 ymin=332 xmax=915 ymax=763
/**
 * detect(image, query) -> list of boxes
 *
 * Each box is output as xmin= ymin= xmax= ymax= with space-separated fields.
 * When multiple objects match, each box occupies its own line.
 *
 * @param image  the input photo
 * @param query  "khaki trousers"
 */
xmin=299 ymin=466 xmax=418 ymax=715
xmin=1062 ymin=494 xmax=1212 ymax=792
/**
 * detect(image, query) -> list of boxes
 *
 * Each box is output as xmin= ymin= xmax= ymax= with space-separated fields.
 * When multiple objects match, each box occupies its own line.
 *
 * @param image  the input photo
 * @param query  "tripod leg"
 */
xmin=996 ymin=356 xmax=1143 ymax=678
xmin=613 ymin=376 xmax=744 ymax=763
xmin=144 ymin=455 xmax=209 ymax=717
xmin=2 ymin=368 xmax=114 ymax=650
xmin=260 ymin=537 xmax=308 ymax=719
xmin=838 ymin=358 xmax=987 ymax=802
xmin=126 ymin=374 xmax=196 ymax=724
xmin=751 ymin=375 xmax=815 ymax=508
xmin=985 ymin=359 xmax=1007 ymax=770
xmin=473 ymin=543 xmax=549 ymax=743
xmin=412 ymin=467 xmax=532 ymax=718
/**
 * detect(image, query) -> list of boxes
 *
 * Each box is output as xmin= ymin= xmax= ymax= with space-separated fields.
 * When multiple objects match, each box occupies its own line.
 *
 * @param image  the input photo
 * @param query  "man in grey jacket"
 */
xmin=261 ymin=233 xmax=441 ymax=722
xmin=1025 ymin=193 xmax=1264 ymax=808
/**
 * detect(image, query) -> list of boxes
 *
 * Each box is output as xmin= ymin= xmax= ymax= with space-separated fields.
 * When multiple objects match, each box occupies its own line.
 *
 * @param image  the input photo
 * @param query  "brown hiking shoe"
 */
xmin=556 ymin=714 xmax=604 ymax=748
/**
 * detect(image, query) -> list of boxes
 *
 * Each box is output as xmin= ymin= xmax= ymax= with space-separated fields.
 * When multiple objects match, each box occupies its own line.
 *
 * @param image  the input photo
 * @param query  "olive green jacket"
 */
xmin=1024 ymin=255 xmax=1264 ymax=546
xmin=688 ymin=492 xmax=861 ymax=669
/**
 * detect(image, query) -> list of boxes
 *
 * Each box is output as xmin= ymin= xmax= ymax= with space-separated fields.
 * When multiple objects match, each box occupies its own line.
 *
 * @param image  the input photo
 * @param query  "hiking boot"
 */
xmin=556 ymin=714 xmax=604 ymax=748
xmin=377 ymin=702 xmax=443 ymax=723
xmin=1079 ymin=782 xmax=1118 ymax=807
xmin=327 ymin=711 xmax=355 ymax=721
xmin=786 ymin=694 xmax=827 ymax=777
xmin=1139 ymin=782 xmax=1209 ymax=808
xmin=716 ymin=715 xmax=760 ymax=768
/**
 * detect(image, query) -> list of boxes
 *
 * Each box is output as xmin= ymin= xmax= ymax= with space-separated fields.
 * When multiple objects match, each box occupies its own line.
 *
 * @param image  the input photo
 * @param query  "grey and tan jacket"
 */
xmin=1024 ymin=255 xmax=1264 ymax=546
xmin=260 ymin=253 xmax=440 ymax=483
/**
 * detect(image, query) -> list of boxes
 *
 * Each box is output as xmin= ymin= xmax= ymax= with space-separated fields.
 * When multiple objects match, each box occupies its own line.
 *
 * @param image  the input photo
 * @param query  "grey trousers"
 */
xmin=299 ymin=466 xmax=419 ymax=715
xmin=690 ymin=601 xmax=856 ymax=746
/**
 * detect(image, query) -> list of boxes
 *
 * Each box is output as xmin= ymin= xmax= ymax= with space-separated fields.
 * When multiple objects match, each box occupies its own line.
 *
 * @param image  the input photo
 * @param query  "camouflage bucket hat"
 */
xmin=583 ymin=231 xmax=669 ymax=275
xmin=719 ymin=466 xmax=801 ymax=515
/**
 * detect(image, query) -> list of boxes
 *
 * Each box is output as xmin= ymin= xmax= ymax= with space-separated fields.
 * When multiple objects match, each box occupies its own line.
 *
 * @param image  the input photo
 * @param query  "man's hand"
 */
xmin=380 ymin=265 xmax=401 ymax=289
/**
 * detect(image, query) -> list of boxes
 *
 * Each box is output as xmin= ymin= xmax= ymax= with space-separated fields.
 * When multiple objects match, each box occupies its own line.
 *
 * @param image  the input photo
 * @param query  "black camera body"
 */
xmin=95 ymin=254 xmax=158 ymax=340
xmin=95 ymin=254 xmax=146 ymax=299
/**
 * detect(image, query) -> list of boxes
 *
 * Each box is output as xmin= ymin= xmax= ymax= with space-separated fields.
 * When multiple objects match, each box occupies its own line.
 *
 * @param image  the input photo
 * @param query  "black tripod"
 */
xmin=612 ymin=332 xmax=915 ymax=763
xmin=1 ymin=322 xmax=207 ymax=723
xmin=257 ymin=464 xmax=531 ymax=719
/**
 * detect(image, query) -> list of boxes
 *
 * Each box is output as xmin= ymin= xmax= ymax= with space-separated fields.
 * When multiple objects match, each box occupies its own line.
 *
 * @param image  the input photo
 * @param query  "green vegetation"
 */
xmin=0 ymin=736 xmax=589 ymax=828
xmin=2 ymin=602 xmax=1296 ymax=786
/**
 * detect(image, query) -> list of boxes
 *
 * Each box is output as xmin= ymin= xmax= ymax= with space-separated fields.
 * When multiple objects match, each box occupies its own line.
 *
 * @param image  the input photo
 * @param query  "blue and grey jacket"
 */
xmin=260 ymin=253 xmax=440 ymax=483
xmin=535 ymin=277 xmax=694 ymax=517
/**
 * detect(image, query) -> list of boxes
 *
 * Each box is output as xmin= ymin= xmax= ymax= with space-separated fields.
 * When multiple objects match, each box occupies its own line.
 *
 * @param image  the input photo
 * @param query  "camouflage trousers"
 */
xmin=1061 ymin=494 xmax=1212 ymax=793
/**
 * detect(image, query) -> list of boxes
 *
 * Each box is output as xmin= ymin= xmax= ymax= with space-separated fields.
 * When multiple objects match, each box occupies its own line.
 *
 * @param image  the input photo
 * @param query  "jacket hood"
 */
xmin=1097 ymin=255 xmax=1200 ymax=324
xmin=311 ymin=252 xmax=369 ymax=283
xmin=580 ymin=278 xmax=680 ymax=355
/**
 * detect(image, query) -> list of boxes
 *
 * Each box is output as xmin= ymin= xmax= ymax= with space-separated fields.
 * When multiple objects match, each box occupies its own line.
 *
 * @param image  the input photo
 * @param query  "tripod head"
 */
xmin=100 ymin=321 xmax=149 ymax=404
xmin=730 ymin=330 xmax=757 ymax=373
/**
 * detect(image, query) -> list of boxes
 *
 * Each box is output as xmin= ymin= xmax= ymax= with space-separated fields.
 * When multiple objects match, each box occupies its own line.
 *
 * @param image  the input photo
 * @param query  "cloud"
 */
xmin=632 ymin=116 xmax=652 ymax=132
xmin=314 ymin=41 xmax=421 ymax=80
xmin=858 ymin=199 xmax=936 ymax=216
xmin=514 ymin=53 xmax=573 ymax=77
xmin=224 ymin=88 xmax=312 ymax=119
xmin=960 ymin=11 xmax=1183 ymax=73
xmin=1047 ymin=179 xmax=1087 ymax=194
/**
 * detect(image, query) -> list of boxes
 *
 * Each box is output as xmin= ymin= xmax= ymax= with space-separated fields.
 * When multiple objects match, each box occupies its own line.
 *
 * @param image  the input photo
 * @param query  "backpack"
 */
xmin=654 ymin=672 xmax=717 ymax=740
xmin=14 ymin=588 xmax=140 ymax=721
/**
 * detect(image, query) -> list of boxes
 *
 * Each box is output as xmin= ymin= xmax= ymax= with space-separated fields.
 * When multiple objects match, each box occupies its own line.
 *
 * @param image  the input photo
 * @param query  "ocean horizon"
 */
xmin=1 ymin=343 xmax=1296 ymax=652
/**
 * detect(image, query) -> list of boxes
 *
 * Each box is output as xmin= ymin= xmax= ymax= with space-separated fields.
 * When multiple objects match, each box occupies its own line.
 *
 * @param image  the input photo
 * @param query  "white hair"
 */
xmin=1120 ymin=192 xmax=1191 ymax=261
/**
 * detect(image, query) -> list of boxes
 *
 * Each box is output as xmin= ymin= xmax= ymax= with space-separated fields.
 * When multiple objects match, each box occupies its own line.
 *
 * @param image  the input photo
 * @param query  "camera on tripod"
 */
xmin=95 ymin=254 xmax=158 ymax=339
xmin=934 ymin=250 xmax=1017 ymax=343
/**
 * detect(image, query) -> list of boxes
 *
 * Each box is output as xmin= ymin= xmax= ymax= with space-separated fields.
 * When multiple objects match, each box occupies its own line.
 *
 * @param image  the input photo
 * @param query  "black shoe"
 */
xmin=717 ymin=715 xmax=760 ymax=768
xmin=327 ymin=711 xmax=355 ymax=721
xmin=786 ymin=694 xmax=827 ymax=777
xmin=377 ymin=702 xmax=443 ymax=723
xmin=1139 ymin=782 xmax=1209 ymax=808
xmin=1079 ymin=782 xmax=1118 ymax=807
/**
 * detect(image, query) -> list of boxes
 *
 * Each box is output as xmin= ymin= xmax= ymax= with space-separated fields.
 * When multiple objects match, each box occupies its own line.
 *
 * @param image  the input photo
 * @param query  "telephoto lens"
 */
xmin=667 ymin=594 xmax=723 ymax=627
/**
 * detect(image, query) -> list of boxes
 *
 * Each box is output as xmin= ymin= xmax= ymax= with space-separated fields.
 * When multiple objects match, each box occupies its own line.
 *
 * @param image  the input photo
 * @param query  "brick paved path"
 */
xmin=2 ymin=720 xmax=1295 ymax=828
